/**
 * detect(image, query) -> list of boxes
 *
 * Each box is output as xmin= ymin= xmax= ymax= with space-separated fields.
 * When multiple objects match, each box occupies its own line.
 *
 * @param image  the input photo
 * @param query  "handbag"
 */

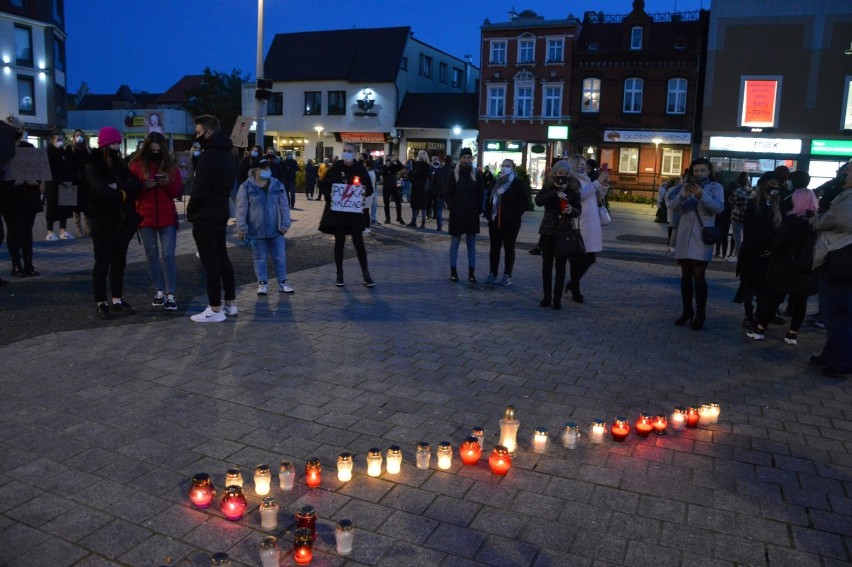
xmin=694 ymin=208 xmax=722 ymax=245
xmin=553 ymin=216 xmax=586 ymax=260
xmin=824 ymin=242 xmax=852 ymax=285
xmin=598 ymin=201 xmax=612 ymax=226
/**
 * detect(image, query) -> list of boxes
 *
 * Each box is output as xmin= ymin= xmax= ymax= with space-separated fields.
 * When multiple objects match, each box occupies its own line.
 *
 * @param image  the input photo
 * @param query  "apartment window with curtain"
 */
xmin=487 ymin=86 xmax=505 ymax=117
xmin=667 ymin=78 xmax=687 ymax=114
xmin=546 ymin=38 xmax=564 ymax=62
xmin=267 ymin=93 xmax=283 ymax=115
xmin=582 ymin=78 xmax=601 ymax=113
xmin=18 ymin=76 xmax=35 ymax=114
xmin=328 ymin=91 xmax=346 ymax=115
xmin=618 ymin=148 xmax=639 ymax=173
xmin=304 ymin=91 xmax=321 ymax=115
xmin=518 ymin=39 xmax=534 ymax=63
xmin=623 ymin=78 xmax=643 ymax=113
xmin=420 ymin=54 xmax=432 ymax=78
xmin=516 ymin=86 xmax=533 ymax=117
xmin=490 ymin=41 xmax=506 ymax=64
xmin=543 ymin=85 xmax=562 ymax=118
xmin=661 ymin=148 xmax=683 ymax=175
xmin=630 ymin=26 xmax=643 ymax=50
xmin=15 ymin=25 xmax=33 ymax=67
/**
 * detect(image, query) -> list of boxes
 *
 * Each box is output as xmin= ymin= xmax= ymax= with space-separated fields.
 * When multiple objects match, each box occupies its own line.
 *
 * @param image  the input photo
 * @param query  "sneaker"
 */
xmin=726 ymin=256 xmax=738 ymax=263
xmin=59 ymin=232 xmax=74 ymax=240
xmin=223 ymin=303 xmax=238 ymax=317
xmin=747 ymin=327 xmax=765 ymax=340
xmin=484 ymin=273 xmax=498 ymax=285
xmin=24 ymin=268 xmax=40 ymax=277
xmin=279 ymin=280 xmax=294 ymax=293
xmin=96 ymin=303 xmax=111 ymax=320
xmin=363 ymin=274 xmax=376 ymax=288
xmin=46 ymin=232 xmax=59 ymax=241
xmin=190 ymin=305 xmax=226 ymax=323
xmin=499 ymin=274 xmax=512 ymax=286
xmin=152 ymin=290 xmax=165 ymax=306
xmin=784 ymin=331 xmax=797 ymax=345
xmin=363 ymin=227 xmax=371 ymax=234
xmin=372 ymin=220 xmax=381 ymax=226
xmin=336 ymin=274 xmax=344 ymax=287
xmin=164 ymin=294 xmax=177 ymax=310
xmin=257 ymin=281 xmax=268 ymax=295
xmin=814 ymin=320 xmax=826 ymax=329
xmin=111 ymin=299 xmax=135 ymax=314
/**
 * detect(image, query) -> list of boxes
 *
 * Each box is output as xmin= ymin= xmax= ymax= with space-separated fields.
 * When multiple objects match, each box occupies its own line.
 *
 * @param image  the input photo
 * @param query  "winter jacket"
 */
xmin=45 ymin=144 xmax=76 ymax=220
xmin=666 ymin=177 xmax=725 ymax=262
xmin=130 ymin=160 xmax=182 ymax=229
xmin=186 ymin=132 xmax=237 ymax=223
xmin=573 ymin=173 xmax=610 ymax=253
xmin=813 ymin=188 xmax=852 ymax=269
xmin=318 ymin=159 xmax=373 ymax=234
xmin=535 ymin=179 xmax=582 ymax=237
xmin=235 ymin=176 xmax=291 ymax=239
xmin=409 ymin=160 xmax=430 ymax=209
xmin=484 ymin=174 xmax=528 ymax=229
xmin=444 ymin=165 xmax=484 ymax=235
xmin=380 ymin=161 xmax=404 ymax=194
xmin=84 ymin=148 xmax=142 ymax=220
xmin=767 ymin=213 xmax=818 ymax=296
xmin=280 ymin=157 xmax=298 ymax=184
xmin=730 ymin=183 xmax=752 ymax=224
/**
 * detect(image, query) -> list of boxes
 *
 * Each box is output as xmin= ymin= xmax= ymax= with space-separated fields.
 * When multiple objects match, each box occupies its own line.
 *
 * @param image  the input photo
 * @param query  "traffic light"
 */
xmin=255 ymin=78 xmax=273 ymax=100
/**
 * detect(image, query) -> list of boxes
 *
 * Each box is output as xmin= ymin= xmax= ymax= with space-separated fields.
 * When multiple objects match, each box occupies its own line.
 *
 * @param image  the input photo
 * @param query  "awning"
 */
xmin=339 ymin=132 xmax=387 ymax=144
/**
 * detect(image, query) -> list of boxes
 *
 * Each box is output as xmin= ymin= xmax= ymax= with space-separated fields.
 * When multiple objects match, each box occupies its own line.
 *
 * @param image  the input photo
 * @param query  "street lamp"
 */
xmin=255 ymin=0 xmax=266 ymax=145
xmin=652 ymin=137 xmax=662 ymax=201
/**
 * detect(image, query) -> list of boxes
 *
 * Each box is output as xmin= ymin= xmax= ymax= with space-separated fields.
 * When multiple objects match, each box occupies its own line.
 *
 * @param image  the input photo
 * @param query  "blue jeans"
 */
xmin=818 ymin=269 xmax=852 ymax=371
xmin=370 ymin=191 xmax=379 ymax=223
xmin=140 ymin=226 xmax=177 ymax=294
xmin=450 ymin=233 xmax=476 ymax=269
xmin=251 ymin=235 xmax=287 ymax=283
xmin=731 ymin=221 xmax=744 ymax=257
xmin=434 ymin=196 xmax=445 ymax=230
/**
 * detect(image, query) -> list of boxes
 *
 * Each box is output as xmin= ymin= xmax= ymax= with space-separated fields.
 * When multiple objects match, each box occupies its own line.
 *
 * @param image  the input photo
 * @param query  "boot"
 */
xmin=335 ymin=269 xmax=344 ymax=287
xmin=552 ymin=284 xmax=562 ymax=311
xmin=540 ymin=265 xmax=552 ymax=307
xmin=692 ymin=282 xmax=708 ymax=330
xmin=73 ymin=212 xmax=84 ymax=238
xmin=468 ymin=267 xmax=477 ymax=284
xmin=450 ymin=266 xmax=459 ymax=283
xmin=674 ymin=278 xmax=694 ymax=326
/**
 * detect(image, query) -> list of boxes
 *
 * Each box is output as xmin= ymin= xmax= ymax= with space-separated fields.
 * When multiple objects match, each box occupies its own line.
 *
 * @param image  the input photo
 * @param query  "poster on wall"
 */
xmin=145 ymin=111 xmax=165 ymax=134
xmin=739 ymin=77 xmax=781 ymax=128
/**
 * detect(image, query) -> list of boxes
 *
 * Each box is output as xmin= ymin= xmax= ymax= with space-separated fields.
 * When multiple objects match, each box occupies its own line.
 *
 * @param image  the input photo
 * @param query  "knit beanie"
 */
xmin=551 ymin=160 xmax=572 ymax=174
xmin=98 ymin=126 xmax=122 ymax=148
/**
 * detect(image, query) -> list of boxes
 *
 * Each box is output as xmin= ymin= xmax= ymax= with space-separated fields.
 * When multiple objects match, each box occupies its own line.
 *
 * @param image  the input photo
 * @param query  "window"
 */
xmin=419 ymin=54 xmax=432 ymax=78
xmin=843 ymin=76 xmax=852 ymax=130
xmin=15 ymin=25 xmax=33 ymax=67
xmin=304 ymin=91 xmax=321 ymax=115
xmin=623 ymin=78 xmax=643 ymax=113
xmin=618 ymin=147 xmax=639 ymax=173
xmin=582 ymin=78 xmax=601 ymax=113
xmin=543 ymin=86 xmax=562 ymax=118
xmin=661 ymin=148 xmax=683 ymax=176
xmin=487 ymin=86 xmax=505 ymax=117
xmin=53 ymin=36 xmax=65 ymax=72
xmin=10 ymin=0 xmax=24 ymax=7
xmin=400 ymin=57 xmax=407 ymax=70
xmin=667 ymin=78 xmax=687 ymax=114
xmin=452 ymin=68 xmax=463 ymax=89
xmin=546 ymin=38 xmax=564 ymax=62
xmin=18 ymin=76 xmax=35 ymax=114
xmin=490 ymin=41 xmax=507 ymax=64
xmin=630 ymin=26 xmax=643 ymax=50
xmin=328 ymin=91 xmax=346 ymax=115
xmin=267 ymin=93 xmax=283 ymax=115
xmin=518 ymin=39 xmax=534 ymax=63
xmin=516 ymin=86 xmax=533 ymax=117
xmin=439 ymin=62 xmax=447 ymax=84
xmin=54 ymin=84 xmax=66 ymax=118
xmin=52 ymin=0 xmax=63 ymax=23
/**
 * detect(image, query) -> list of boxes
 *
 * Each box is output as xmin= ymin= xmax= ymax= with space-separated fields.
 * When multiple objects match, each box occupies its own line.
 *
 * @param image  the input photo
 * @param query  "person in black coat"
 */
xmin=45 ymin=132 xmax=76 ymax=240
xmin=444 ymin=148 xmax=484 ymax=283
xmin=318 ymin=142 xmax=374 ymax=287
xmin=484 ymin=159 xmax=528 ymax=285
xmin=84 ymin=126 xmax=142 ymax=319
xmin=408 ymin=150 xmax=430 ymax=227
xmin=238 ymin=145 xmax=262 ymax=186
xmin=304 ymin=159 xmax=318 ymax=200
xmin=381 ymin=156 xmax=404 ymax=224
xmin=280 ymin=151 xmax=299 ymax=208
xmin=433 ymin=155 xmax=453 ymax=232
xmin=69 ymin=129 xmax=92 ymax=237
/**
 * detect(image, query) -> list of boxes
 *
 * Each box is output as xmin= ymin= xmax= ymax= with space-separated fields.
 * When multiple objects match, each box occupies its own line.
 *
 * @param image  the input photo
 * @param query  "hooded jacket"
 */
xmin=235 ymin=175 xmax=291 ymax=238
xmin=186 ymin=131 xmax=237 ymax=222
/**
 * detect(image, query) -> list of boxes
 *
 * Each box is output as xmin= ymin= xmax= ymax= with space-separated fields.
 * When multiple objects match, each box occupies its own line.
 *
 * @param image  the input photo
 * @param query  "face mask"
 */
xmin=553 ymin=176 xmax=569 ymax=187
xmin=194 ymin=132 xmax=207 ymax=146
xmin=459 ymin=162 xmax=471 ymax=169
xmin=149 ymin=153 xmax=162 ymax=162
xmin=250 ymin=151 xmax=259 ymax=158
xmin=192 ymin=150 xmax=201 ymax=158
xmin=55 ymin=140 xmax=64 ymax=148
xmin=109 ymin=143 xmax=121 ymax=152
xmin=769 ymin=189 xmax=779 ymax=196
xmin=341 ymin=152 xmax=354 ymax=161
xmin=259 ymin=170 xmax=272 ymax=179
xmin=501 ymin=167 xmax=513 ymax=176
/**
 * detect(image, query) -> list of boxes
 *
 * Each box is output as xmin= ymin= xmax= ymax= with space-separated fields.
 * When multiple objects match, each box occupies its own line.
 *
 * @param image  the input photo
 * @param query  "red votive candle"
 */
xmin=635 ymin=413 xmax=654 ymax=438
xmin=304 ymin=458 xmax=321 ymax=488
xmin=460 ymin=436 xmax=482 ymax=465
xmin=189 ymin=473 xmax=215 ymax=509
xmin=686 ymin=406 xmax=700 ymax=428
xmin=220 ymin=485 xmax=247 ymax=521
xmin=611 ymin=418 xmax=630 ymax=442
xmin=653 ymin=414 xmax=668 ymax=435
xmin=488 ymin=446 xmax=512 ymax=475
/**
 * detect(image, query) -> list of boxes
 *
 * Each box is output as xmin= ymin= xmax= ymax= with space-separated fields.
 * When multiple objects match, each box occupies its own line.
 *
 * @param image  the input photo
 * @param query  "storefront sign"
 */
xmin=709 ymin=136 xmax=802 ymax=154
xmin=811 ymin=139 xmax=852 ymax=156
xmin=484 ymin=140 xmax=524 ymax=151
xmin=603 ymin=130 xmax=691 ymax=144
xmin=407 ymin=139 xmax=447 ymax=152
xmin=739 ymin=77 xmax=781 ymax=128
xmin=339 ymin=132 xmax=387 ymax=144
xmin=547 ymin=126 xmax=569 ymax=139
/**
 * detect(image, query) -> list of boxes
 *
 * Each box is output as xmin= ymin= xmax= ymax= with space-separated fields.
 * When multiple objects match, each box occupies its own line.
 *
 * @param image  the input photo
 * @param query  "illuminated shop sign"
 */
xmin=739 ymin=77 xmax=781 ymax=128
xmin=843 ymin=77 xmax=852 ymax=130
xmin=811 ymin=139 xmax=852 ymax=156
xmin=484 ymin=141 xmax=524 ymax=151
xmin=709 ymin=136 xmax=801 ymax=154
xmin=603 ymin=130 xmax=691 ymax=144
xmin=547 ymin=125 xmax=569 ymax=139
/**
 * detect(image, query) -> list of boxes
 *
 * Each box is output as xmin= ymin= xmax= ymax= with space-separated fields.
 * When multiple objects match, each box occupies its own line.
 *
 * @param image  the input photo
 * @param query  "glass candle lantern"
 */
xmin=415 ymin=442 xmax=431 ymax=469
xmin=304 ymin=458 xmax=321 ymax=488
xmin=254 ymin=464 xmax=271 ymax=496
xmin=459 ymin=436 xmax=482 ymax=465
xmin=472 ymin=427 xmax=485 ymax=450
xmin=225 ymin=468 xmax=243 ymax=488
xmin=366 ymin=448 xmax=383 ymax=477
xmin=335 ymin=519 xmax=354 ymax=555
xmin=259 ymin=497 xmax=278 ymax=530
xmin=709 ymin=403 xmax=721 ymax=424
xmin=698 ymin=404 xmax=713 ymax=426
xmin=532 ymin=427 xmax=549 ymax=453
xmin=337 ymin=453 xmax=353 ymax=482
xmin=220 ymin=485 xmax=247 ymax=521
xmin=611 ymin=417 xmax=630 ymax=442
xmin=653 ymin=414 xmax=668 ymax=435
xmin=293 ymin=528 xmax=314 ymax=565
xmin=635 ymin=413 xmax=654 ymax=438
xmin=498 ymin=406 xmax=520 ymax=456
xmin=211 ymin=552 xmax=231 ymax=565
xmin=279 ymin=461 xmax=295 ymax=491
xmin=189 ymin=473 xmax=215 ymax=509
xmin=386 ymin=446 xmax=402 ymax=475
xmin=686 ymin=406 xmax=700 ymax=428
xmin=437 ymin=442 xmax=453 ymax=470
xmin=589 ymin=419 xmax=606 ymax=444
xmin=295 ymin=505 xmax=317 ymax=540
xmin=488 ymin=445 xmax=512 ymax=475
xmin=561 ymin=422 xmax=580 ymax=449
xmin=671 ymin=407 xmax=686 ymax=431
xmin=259 ymin=536 xmax=280 ymax=567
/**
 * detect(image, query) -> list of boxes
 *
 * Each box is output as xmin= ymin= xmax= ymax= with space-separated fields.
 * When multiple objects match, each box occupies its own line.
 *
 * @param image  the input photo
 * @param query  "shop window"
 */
xmin=623 ymin=78 xmax=643 ymax=113
xmin=842 ymin=76 xmax=852 ymax=130
xmin=328 ymin=91 xmax=346 ymax=115
xmin=304 ymin=91 xmax=321 ymax=115
xmin=582 ymin=78 xmax=601 ymax=113
xmin=667 ymin=78 xmax=687 ymax=114
xmin=618 ymin=147 xmax=638 ymax=173
xmin=661 ymin=148 xmax=683 ymax=176
xmin=487 ymin=85 xmax=505 ymax=117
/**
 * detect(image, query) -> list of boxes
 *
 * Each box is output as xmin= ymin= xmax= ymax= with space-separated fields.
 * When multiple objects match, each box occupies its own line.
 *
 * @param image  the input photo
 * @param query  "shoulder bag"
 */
xmin=598 ymin=201 xmax=612 ymax=226
xmin=553 ymin=216 xmax=586 ymax=260
xmin=694 ymin=207 xmax=722 ymax=246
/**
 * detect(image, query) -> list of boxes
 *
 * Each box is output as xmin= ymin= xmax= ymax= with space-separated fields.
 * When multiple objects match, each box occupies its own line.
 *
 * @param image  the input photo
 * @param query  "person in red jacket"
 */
xmin=129 ymin=132 xmax=183 ymax=310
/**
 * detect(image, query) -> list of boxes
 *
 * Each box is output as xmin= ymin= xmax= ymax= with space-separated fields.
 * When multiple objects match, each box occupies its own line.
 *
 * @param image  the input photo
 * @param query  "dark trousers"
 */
xmin=334 ymin=226 xmax=368 ymax=274
xmin=284 ymin=181 xmax=296 ymax=209
xmin=819 ymin=271 xmax=852 ymax=371
xmin=192 ymin=219 xmax=235 ymax=307
xmin=757 ymin=291 xmax=807 ymax=331
xmin=539 ymin=236 xmax=567 ymax=301
xmin=714 ymin=222 xmax=731 ymax=257
xmin=384 ymin=189 xmax=402 ymax=223
xmin=3 ymin=212 xmax=36 ymax=270
xmin=90 ymin=215 xmax=133 ymax=302
xmin=568 ymin=252 xmax=597 ymax=293
xmin=488 ymin=222 xmax=521 ymax=277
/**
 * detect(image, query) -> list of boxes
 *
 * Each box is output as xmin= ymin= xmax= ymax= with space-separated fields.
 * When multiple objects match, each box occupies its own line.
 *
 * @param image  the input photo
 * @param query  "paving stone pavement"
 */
xmin=0 ymin=198 xmax=850 ymax=566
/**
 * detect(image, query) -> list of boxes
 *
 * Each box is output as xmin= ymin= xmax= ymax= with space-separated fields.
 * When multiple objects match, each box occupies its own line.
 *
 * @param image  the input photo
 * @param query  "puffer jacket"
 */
xmin=235 ymin=176 xmax=291 ymax=238
xmin=130 ymin=160 xmax=182 ymax=229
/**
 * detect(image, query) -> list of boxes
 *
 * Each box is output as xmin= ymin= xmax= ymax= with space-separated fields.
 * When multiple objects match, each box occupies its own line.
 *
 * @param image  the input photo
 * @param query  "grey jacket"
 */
xmin=813 ymin=188 xmax=852 ymax=269
xmin=666 ymin=179 xmax=725 ymax=262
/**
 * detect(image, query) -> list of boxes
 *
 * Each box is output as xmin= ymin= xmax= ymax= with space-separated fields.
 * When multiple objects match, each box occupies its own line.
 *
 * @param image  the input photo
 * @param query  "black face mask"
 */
xmin=194 ymin=133 xmax=207 ymax=147
xmin=149 ymin=153 xmax=162 ymax=163
xmin=459 ymin=162 xmax=471 ymax=170
xmin=553 ymin=177 xmax=569 ymax=187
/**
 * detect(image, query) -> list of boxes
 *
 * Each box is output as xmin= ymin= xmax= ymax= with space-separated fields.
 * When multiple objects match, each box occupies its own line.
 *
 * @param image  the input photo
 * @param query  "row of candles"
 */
xmin=189 ymin=403 xmax=720 ymax=564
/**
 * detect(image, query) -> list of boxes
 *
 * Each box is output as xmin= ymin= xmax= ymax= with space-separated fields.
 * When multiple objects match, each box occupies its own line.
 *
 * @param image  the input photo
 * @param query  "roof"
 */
xmin=395 ymin=93 xmax=479 ymax=129
xmin=157 ymin=75 xmax=204 ymax=104
xmin=264 ymin=27 xmax=411 ymax=83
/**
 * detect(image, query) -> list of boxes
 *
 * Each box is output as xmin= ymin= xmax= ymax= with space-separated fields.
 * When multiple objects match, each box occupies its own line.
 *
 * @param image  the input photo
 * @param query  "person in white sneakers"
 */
xmin=235 ymin=157 xmax=294 ymax=296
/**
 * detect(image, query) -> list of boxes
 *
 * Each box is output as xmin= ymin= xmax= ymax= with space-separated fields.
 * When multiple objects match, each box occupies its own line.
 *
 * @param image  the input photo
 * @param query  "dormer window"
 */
xmin=630 ymin=26 xmax=643 ymax=50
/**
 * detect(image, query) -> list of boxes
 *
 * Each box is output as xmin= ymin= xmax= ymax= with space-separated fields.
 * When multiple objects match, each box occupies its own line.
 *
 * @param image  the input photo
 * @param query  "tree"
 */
xmin=185 ymin=67 xmax=248 ymax=135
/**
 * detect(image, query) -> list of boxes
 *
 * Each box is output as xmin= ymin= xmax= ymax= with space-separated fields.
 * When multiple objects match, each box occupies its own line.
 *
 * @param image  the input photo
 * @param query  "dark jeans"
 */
xmin=434 ymin=196 xmax=445 ymax=230
xmin=284 ymin=181 xmax=296 ymax=208
xmin=539 ymin=235 xmax=567 ymax=300
xmin=334 ymin=226 xmax=368 ymax=274
xmin=192 ymin=218 xmax=235 ymax=307
xmin=90 ymin=215 xmax=133 ymax=302
xmin=488 ymin=222 xmax=521 ymax=277
xmin=714 ymin=222 xmax=731 ymax=256
xmin=3 ymin=212 xmax=36 ymax=270
xmin=569 ymin=252 xmax=597 ymax=293
xmin=384 ymin=189 xmax=402 ymax=223
xmin=818 ymin=270 xmax=852 ymax=371
xmin=757 ymin=291 xmax=807 ymax=331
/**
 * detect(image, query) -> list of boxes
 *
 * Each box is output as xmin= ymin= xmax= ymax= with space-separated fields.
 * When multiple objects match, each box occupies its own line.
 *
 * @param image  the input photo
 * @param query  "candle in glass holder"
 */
xmin=189 ymin=473 xmax=215 ymax=509
xmin=415 ymin=442 xmax=431 ymax=469
xmin=211 ymin=552 xmax=231 ymax=566
xmin=488 ymin=445 xmax=512 ymax=475
xmin=366 ymin=448 xmax=382 ymax=477
xmin=293 ymin=528 xmax=313 ymax=565
xmin=337 ymin=452 xmax=353 ymax=482
xmin=437 ymin=442 xmax=453 ymax=469
xmin=532 ymin=427 xmax=549 ymax=453
xmin=709 ymin=403 xmax=721 ymax=424
xmin=652 ymin=414 xmax=668 ymax=435
xmin=335 ymin=519 xmax=354 ymax=555
xmin=259 ymin=536 xmax=280 ymax=567
xmin=220 ymin=485 xmax=247 ymax=521
xmin=225 ymin=468 xmax=243 ymax=488
xmin=459 ymin=436 xmax=482 ymax=465
xmin=686 ymin=406 xmax=700 ymax=428
xmin=295 ymin=505 xmax=317 ymax=540
xmin=611 ymin=417 xmax=630 ymax=442
xmin=498 ymin=406 xmax=520 ymax=456
xmin=254 ymin=464 xmax=271 ymax=496
xmin=698 ymin=404 xmax=713 ymax=426
xmin=386 ymin=446 xmax=402 ymax=474
xmin=589 ymin=419 xmax=606 ymax=444
xmin=671 ymin=407 xmax=686 ymax=431
xmin=259 ymin=497 xmax=279 ymax=530
xmin=304 ymin=458 xmax=321 ymax=488
xmin=472 ymin=427 xmax=485 ymax=450
xmin=561 ymin=422 xmax=580 ymax=449
xmin=279 ymin=461 xmax=295 ymax=491
xmin=635 ymin=413 xmax=654 ymax=438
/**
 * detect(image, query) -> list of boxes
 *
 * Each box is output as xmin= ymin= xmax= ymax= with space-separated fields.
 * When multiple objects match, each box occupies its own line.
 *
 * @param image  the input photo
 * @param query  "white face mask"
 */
xmin=250 ymin=151 xmax=259 ymax=158
xmin=192 ymin=150 xmax=201 ymax=157
xmin=75 ymin=136 xmax=84 ymax=144
xmin=341 ymin=151 xmax=354 ymax=162
xmin=55 ymin=140 xmax=64 ymax=148
xmin=259 ymin=170 xmax=272 ymax=179
xmin=501 ymin=167 xmax=513 ymax=176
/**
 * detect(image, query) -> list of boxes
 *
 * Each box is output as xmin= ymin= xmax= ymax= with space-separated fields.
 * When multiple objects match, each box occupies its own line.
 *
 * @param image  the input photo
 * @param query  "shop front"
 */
xmin=600 ymin=129 xmax=692 ymax=198
xmin=481 ymin=140 xmax=524 ymax=178
xmin=809 ymin=139 xmax=852 ymax=187
xmin=706 ymin=135 xmax=801 ymax=187
xmin=406 ymin=138 xmax=447 ymax=160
